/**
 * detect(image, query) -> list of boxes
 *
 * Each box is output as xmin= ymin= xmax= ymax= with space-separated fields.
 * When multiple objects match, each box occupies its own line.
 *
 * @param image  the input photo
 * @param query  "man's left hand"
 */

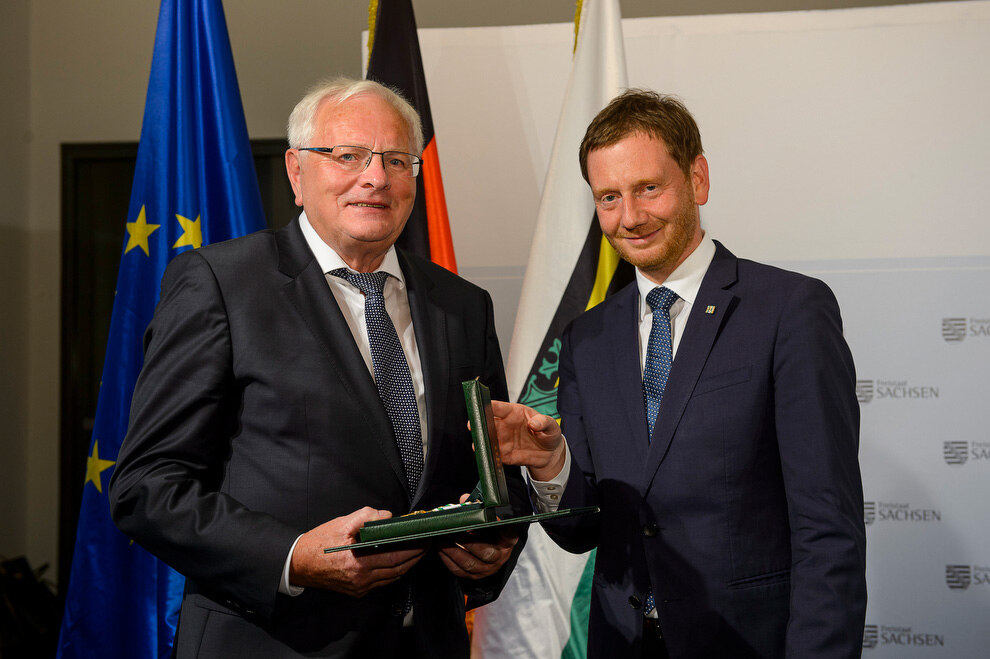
xmin=438 ymin=492 xmax=519 ymax=579
xmin=438 ymin=532 xmax=519 ymax=580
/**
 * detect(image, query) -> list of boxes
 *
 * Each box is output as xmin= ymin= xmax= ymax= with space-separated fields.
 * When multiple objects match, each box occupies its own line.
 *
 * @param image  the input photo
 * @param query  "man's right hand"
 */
xmin=289 ymin=507 xmax=425 ymax=597
xmin=491 ymin=400 xmax=567 ymax=482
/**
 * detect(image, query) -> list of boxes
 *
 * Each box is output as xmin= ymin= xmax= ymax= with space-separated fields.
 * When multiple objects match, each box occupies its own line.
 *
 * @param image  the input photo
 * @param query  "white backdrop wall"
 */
xmin=403 ymin=1 xmax=990 ymax=655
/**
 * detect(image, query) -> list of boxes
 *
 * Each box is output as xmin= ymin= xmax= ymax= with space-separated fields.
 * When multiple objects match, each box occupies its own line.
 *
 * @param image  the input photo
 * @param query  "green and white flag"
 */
xmin=472 ymin=0 xmax=630 ymax=656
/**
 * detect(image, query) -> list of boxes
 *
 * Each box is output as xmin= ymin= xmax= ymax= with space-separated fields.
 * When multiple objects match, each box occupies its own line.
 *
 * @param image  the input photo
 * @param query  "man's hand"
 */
xmin=438 ymin=493 xmax=518 ymax=579
xmin=289 ymin=507 xmax=426 ymax=597
xmin=491 ymin=400 xmax=566 ymax=481
xmin=438 ymin=532 xmax=519 ymax=580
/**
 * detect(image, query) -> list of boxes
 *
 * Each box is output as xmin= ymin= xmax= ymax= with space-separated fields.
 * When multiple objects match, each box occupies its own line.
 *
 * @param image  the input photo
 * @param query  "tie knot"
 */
xmin=330 ymin=268 xmax=389 ymax=296
xmin=646 ymin=286 xmax=679 ymax=314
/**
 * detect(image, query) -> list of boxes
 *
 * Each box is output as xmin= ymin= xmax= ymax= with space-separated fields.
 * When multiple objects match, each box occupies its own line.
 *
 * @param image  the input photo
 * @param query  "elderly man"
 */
xmin=110 ymin=77 xmax=524 ymax=658
xmin=494 ymin=89 xmax=866 ymax=658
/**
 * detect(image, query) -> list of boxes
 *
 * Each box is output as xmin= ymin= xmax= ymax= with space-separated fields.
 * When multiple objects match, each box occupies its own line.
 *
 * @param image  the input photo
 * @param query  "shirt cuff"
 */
xmin=279 ymin=534 xmax=305 ymax=596
xmin=523 ymin=439 xmax=571 ymax=513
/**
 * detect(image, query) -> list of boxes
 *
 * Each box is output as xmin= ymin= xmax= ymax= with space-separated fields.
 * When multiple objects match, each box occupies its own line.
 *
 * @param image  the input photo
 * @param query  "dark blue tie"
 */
xmin=643 ymin=286 xmax=679 ymax=440
xmin=642 ymin=286 xmax=678 ymax=618
xmin=330 ymin=268 xmax=423 ymax=497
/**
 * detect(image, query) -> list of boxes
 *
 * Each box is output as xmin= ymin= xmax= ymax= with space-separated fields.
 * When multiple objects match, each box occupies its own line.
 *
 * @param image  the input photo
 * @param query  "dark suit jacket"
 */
xmin=545 ymin=241 xmax=866 ymax=659
xmin=110 ymin=219 xmax=524 ymax=657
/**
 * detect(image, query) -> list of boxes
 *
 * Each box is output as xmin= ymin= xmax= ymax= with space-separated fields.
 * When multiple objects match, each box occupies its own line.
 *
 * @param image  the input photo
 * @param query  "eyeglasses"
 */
xmin=298 ymin=145 xmax=422 ymax=178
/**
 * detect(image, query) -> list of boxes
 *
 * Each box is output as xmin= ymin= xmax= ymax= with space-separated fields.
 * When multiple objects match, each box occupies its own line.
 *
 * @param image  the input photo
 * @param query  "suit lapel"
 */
xmin=275 ymin=221 xmax=409 ymax=496
xmin=642 ymin=242 xmax=739 ymax=489
xmin=398 ymin=251 xmax=449 ymax=509
xmin=607 ymin=284 xmax=652 ymax=450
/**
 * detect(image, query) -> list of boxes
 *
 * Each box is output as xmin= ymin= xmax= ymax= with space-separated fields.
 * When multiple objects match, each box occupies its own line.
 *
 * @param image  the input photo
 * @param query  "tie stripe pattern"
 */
xmin=643 ymin=286 xmax=680 ymax=440
xmin=330 ymin=268 xmax=423 ymax=497
xmin=642 ymin=286 xmax=678 ymax=618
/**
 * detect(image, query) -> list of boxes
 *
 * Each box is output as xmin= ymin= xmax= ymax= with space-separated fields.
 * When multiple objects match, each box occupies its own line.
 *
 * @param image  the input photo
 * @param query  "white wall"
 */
xmin=0 ymin=0 xmax=967 ymax=590
xmin=419 ymin=3 xmax=990 ymax=334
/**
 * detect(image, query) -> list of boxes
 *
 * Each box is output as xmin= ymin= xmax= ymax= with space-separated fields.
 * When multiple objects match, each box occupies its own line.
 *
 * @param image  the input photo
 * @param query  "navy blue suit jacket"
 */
xmin=545 ymin=241 xmax=866 ymax=658
xmin=110 ymin=219 xmax=524 ymax=657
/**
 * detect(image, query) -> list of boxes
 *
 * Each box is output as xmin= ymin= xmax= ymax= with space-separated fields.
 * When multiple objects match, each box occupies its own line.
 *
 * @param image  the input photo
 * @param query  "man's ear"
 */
xmin=691 ymin=154 xmax=710 ymax=206
xmin=285 ymin=149 xmax=304 ymax=208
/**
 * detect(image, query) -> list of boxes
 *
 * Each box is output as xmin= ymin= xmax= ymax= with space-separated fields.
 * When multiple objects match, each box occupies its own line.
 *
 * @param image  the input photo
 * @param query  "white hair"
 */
xmin=286 ymin=76 xmax=424 ymax=154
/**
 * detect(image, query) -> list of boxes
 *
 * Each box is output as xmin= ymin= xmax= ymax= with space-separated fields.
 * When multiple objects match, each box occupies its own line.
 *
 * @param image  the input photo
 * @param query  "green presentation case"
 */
xmin=324 ymin=379 xmax=597 ymax=553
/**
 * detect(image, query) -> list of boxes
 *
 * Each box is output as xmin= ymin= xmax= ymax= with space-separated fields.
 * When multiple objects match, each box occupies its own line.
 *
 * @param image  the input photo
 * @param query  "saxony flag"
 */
xmin=472 ymin=0 xmax=630 ymax=656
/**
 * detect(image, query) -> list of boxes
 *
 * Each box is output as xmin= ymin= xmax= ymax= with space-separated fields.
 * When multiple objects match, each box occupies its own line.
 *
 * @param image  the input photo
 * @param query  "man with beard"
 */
xmin=493 ymin=89 xmax=866 ymax=658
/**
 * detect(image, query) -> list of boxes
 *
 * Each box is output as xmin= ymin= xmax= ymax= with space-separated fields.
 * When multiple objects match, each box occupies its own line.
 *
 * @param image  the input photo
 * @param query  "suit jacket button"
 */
xmin=390 ymin=604 xmax=404 ymax=617
xmin=643 ymin=523 xmax=659 ymax=537
xmin=628 ymin=595 xmax=642 ymax=609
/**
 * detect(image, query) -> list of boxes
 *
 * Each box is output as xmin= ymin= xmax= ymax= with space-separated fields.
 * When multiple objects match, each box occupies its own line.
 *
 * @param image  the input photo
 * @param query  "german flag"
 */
xmin=366 ymin=0 xmax=457 ymax=273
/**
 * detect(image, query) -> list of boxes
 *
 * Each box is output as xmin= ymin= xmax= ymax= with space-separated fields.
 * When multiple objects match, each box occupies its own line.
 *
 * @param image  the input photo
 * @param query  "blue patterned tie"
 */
xmin=643 ymin=286 xmax=678 ymax=618
xmin=643 ymin=286 xmax=679 ymax=440
xmin=331 ymin=269 xmax=423 ymax=497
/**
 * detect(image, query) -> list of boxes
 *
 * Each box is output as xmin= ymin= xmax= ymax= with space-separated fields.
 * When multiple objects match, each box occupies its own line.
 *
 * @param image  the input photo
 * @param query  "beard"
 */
xmin=604 ymin=200 xmax=700 ymax=277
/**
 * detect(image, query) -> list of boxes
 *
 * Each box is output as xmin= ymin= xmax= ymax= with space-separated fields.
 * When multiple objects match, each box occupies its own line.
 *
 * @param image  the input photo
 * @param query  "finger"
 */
xmin=439 ymin=547 xmax=504 ymax=580
xmin=464 ymin=543 xmax=498 ymax=563
xmin=356 ymin=544 xmax=426 ymax=569
xmin=438 ymin=550 xmax=468 ymax=577
xmin=368 ymin=553 xmax=421 ymax=582
xmin=336 ymin=507 xmax=392 ymax=543
xmin=528 ymin=413 xmax=560 ymax=435
xmin=389 ymin=546 xmax=427 ymax=566
xmin=445 ymin=538 xmax=500 ymax=563
xmin=349 ymin=506 xmax=393 ymax=525
xmin=353 ymin=549 xmax=425 ymax=590
xmin=438 ymin=546 xmax=480 ymax=574
xmin=479 ymin=534 xmax=519 ymax=557
xmin=490 ymin=400 xmax=515 ymax=418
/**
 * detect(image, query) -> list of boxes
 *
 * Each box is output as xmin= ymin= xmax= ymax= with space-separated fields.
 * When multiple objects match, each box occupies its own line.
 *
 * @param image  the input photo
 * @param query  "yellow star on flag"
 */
xmin=85 ymin=440 xmax=116 ymax=493
xmin=124 ymin=205 xmax=160 ymax=256
xmin=173 ymin=213 xmax=203 ymax=249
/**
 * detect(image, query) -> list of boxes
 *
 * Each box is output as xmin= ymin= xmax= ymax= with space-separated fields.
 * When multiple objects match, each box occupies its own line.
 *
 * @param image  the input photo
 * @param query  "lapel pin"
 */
xmin=705 ymin=305 xmax=716 ymax=314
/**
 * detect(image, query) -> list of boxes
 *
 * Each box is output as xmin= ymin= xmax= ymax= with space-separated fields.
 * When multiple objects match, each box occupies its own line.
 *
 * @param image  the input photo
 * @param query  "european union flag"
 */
xmin=57 ymin=0 xmax=265 ymax=656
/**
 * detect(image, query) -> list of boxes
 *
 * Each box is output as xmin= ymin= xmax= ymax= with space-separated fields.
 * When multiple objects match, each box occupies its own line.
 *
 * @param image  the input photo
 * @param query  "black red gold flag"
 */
xmin=367 ymin=0 xmax=457 ymax=272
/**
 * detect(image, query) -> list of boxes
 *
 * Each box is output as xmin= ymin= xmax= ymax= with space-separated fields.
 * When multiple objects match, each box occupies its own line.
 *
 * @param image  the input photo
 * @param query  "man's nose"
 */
xmin=621 ymin=196 xmax=646 ymax=228
xmin=359 ymin=152 xmax=391 ymax=188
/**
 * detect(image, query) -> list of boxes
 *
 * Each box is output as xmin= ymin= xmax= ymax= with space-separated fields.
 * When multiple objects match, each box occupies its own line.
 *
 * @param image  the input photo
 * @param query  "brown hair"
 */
xmin=579 ymin=89 xmax=703 ymax=182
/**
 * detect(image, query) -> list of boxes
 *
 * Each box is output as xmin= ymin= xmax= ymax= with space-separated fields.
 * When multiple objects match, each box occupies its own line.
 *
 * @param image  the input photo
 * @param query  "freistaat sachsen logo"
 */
xmin=863 ymin=624 xmax=945 ymax=648
xmin=946 ymin=564 xmax=971 ymax=590
xmin=862 ymin=624 xmax=878 ymax=649
xmin=856 ymin=380 xmax=874 ymax=404
xmin=863 ymin=501 xmax=876 ymax=526
xmin=941 ymin=317 xmax=967 ymax=343
xmin=942 ymin=316 xmax=990 ymax=341
xmin=943 ymin=441 xmax=969 ymax=466
xmin=863 ymin=501 xmax=941 ymax=524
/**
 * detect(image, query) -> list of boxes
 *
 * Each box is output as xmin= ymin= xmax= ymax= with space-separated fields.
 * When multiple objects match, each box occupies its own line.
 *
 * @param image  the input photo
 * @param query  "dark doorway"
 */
xmin=58 ymin=140 xmax=296 ymax=594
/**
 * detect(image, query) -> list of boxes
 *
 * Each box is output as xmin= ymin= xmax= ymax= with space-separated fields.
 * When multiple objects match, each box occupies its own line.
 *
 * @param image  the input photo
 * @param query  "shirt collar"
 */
xmin=636 ymin=231 xmax=716 ymax=317
xmin=298 ymin=211 xmax=406 ymax=287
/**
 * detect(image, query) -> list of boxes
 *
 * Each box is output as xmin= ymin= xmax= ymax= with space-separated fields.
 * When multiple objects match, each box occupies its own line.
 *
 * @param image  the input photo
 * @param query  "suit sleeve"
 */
xmin=773 ymin=277 xmax=867 ymax=657
xmin=540 ymin=324 xmax=603 ymax=554
xmin=109 ymin=251 xmax=298 ymax=620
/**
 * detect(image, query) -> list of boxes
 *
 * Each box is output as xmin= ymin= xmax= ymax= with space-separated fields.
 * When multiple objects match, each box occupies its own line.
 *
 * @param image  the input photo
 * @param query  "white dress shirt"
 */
xmin=528 ymin=232 xmax=717 ymax=511
xmin=281 ymin=212 xmax=429 ymax=596
xmin=299 ymin=212 xmax=429 ymax=447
